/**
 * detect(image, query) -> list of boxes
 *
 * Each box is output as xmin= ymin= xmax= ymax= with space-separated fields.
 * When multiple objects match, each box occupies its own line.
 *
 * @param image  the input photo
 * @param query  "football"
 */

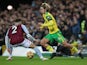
xmin=26 ymin=51 xmax=34 ymax=59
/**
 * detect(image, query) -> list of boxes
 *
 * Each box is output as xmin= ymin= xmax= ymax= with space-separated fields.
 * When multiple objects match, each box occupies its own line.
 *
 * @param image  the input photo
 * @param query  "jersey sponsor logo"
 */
xmin=46 ymin=16 xmax=52 ymax=21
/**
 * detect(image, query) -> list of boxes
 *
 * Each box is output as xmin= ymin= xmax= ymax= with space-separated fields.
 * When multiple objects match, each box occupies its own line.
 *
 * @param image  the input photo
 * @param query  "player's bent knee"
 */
xmin=62 ymin=41 xmax=69 ymax=47
xmin=40 ymin=38 xmax=50 ymax=48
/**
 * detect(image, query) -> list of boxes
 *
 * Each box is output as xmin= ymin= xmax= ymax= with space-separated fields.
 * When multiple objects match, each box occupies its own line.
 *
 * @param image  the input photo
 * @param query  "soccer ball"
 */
xmin=27 ymin=51 xmax=34 ymax=59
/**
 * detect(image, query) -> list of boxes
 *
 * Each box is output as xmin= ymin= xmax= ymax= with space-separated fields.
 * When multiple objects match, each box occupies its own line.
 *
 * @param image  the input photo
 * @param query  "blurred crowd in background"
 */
xmin=0 ymin=0 xmax=87 ymax=46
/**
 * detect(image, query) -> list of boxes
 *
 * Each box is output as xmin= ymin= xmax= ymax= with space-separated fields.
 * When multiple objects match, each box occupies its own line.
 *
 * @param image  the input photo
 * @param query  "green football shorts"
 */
xmin=44 ymin=31 xmax=65 ymax=44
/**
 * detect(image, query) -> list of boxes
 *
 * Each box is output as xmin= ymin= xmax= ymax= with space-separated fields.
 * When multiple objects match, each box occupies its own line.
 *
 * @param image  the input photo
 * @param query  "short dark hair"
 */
xmin=14 ymin=19 xmax=22 ymax=22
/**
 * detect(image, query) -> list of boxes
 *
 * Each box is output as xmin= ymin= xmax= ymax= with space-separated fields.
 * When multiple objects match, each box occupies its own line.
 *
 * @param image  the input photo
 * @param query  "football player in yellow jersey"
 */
xmin=50 ymin=36 xmax=83 ymax=59
xmin=39 ymin=3 xmax=83 ymax=59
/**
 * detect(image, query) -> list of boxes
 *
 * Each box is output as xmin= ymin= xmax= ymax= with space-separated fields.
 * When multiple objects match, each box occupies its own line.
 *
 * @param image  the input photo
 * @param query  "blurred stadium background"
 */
xmin=0 ymin=0 xmax=87 ymax=61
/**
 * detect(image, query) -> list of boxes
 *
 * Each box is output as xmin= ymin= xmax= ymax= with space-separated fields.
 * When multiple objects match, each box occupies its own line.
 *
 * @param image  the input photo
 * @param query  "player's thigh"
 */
xmin=21 ymin=39 xmax=33 ymax=48
xmin=40 ymin=34 xmax=53 ymax=47
xmin=43 ymin=34 xmax=54 ymax=44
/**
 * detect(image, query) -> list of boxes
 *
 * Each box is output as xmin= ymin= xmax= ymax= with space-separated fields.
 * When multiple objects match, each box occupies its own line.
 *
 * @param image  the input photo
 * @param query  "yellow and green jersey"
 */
xmin=41 ymin=12 xmax=59 ymax=34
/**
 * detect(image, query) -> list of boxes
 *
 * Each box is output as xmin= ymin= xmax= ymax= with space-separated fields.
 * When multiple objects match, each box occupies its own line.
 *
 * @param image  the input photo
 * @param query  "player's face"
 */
xmin=40 ymin=7 xmax=45 ymax=14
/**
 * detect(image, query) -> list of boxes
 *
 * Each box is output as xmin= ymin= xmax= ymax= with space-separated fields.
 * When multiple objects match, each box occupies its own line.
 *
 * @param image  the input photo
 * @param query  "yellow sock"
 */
xmin=71 ymin=42 xmax=78 ymax=47
xmin=46 ymin=45 xmax=54 ymax=52
xmin=71 ymin=46 xmax=78 ymax=54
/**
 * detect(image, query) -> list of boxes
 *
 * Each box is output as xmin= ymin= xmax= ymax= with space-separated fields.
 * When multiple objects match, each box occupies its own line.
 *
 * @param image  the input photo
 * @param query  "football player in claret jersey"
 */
xmin=39 ymin=3 xmax=83 ymax=59
xmin=5 ymin=19 xmax=48 ymax=61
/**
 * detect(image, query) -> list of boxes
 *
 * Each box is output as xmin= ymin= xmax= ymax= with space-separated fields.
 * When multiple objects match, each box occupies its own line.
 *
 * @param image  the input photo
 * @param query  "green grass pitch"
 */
xmin=0 ymin=56 xmax=87 ymax=65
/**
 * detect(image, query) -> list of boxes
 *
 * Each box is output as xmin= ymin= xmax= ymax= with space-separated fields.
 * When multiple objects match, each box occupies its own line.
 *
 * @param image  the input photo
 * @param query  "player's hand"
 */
xmin=38 ymin=22 xmax=43 ymax=26
xmin=38 ymin=22 xmax=44 ymax=30
xmin=34 ymin=39 xmax=40 ymax=45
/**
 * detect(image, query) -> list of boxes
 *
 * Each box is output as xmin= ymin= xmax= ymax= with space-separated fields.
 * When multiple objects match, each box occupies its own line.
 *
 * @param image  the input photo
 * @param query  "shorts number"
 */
xmin=12 ymin=26 xmax=17 ymax=34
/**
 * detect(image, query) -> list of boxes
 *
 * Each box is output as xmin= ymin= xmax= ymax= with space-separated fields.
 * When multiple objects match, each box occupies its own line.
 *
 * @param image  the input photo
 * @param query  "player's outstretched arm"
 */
xmin=21 ymin=24 xmax=40 ymax=45
xmin=21 ymin=24 xmax=36 ymax=41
